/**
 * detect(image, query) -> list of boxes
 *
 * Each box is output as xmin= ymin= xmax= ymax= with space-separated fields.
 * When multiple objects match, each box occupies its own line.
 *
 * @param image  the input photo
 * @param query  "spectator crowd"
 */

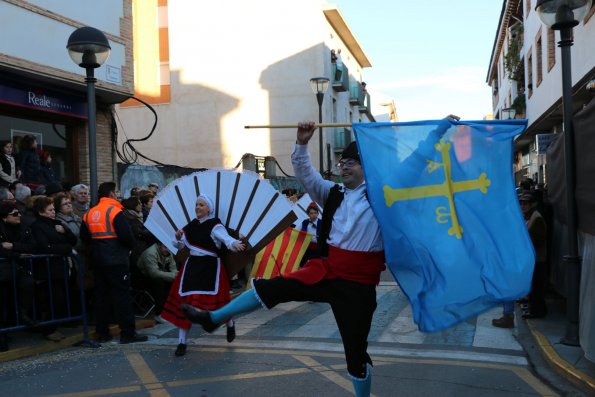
xmin=0 ymin=173 xmax=166 ymax=352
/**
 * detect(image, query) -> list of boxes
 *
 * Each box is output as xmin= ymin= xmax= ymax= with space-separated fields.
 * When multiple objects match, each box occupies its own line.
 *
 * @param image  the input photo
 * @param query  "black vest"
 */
xmin=318 ymin=184 xmax=344 ymax=257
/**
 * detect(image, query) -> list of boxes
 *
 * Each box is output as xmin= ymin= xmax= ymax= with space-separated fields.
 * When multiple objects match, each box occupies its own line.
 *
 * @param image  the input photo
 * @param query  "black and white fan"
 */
xmin=145 ymin=169 xmax=297 ymax=276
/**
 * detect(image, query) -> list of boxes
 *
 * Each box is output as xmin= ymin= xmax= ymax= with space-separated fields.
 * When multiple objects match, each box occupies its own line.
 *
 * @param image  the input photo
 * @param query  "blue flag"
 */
xmin=353 ymin=120 xmax=534 ymax=332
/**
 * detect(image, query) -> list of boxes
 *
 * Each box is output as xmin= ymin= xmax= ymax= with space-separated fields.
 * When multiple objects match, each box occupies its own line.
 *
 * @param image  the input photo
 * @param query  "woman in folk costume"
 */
xmin=161 ymin=194 xmax=246 ymax=357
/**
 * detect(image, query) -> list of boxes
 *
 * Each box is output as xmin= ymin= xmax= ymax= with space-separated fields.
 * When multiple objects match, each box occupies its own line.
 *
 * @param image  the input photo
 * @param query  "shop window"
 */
xmin=0 ymin=115 xmax=73 ymax=187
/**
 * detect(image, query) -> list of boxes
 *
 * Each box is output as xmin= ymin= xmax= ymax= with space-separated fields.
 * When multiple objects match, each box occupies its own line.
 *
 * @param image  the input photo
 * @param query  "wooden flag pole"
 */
xmin=244 ymin=123 xmax=353 ymax=129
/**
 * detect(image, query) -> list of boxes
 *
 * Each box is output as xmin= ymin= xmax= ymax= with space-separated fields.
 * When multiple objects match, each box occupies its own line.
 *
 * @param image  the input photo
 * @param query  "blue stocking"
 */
xmin=210 ymin=289 xmax=261 ymax=324
xmin=351 ymin=365 xmax=372 ymax=397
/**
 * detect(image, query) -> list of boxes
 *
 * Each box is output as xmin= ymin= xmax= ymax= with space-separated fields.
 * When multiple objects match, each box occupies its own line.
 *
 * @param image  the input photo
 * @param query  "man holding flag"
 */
xmin=182 ymin=121 xmax=384 ymax=397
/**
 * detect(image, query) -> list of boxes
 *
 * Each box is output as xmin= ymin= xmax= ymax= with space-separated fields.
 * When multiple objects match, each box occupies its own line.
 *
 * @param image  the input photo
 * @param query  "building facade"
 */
xmin=487 ymin=0 xmax=595 ymax=361
xmin=116 ymin=0 xmax=375 ymax=179
xmin=487 ymin=0 xmax=595 ymax=185
xmin=0 ymin=0 xmax=134 ymax=188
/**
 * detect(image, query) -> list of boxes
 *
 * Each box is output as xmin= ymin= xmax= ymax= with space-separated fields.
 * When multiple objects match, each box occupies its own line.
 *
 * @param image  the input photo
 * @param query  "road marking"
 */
xmin=513 ymin=367 xmax=561 ymax=397
xmin=292 ymin=355 xmax=372 ymax=396
xmin=377 ymin=304 xmax=426 ymax=344
xmin=166 ymin=368 xmax=310 ymax=387
xmin=227 ymin=300 xmax=307 ymax=336
xmin=188 ymin=338 xmax=529 ymax=366
xmin=44 ymin=386 xmax=141 ymax=397
xmin=126 ymin=352 xmax=171 ymax=397
xmin=373 ymin=356 xmax=559 ymax=397
xmin=41 ymin=344 xmax=554 ymax=397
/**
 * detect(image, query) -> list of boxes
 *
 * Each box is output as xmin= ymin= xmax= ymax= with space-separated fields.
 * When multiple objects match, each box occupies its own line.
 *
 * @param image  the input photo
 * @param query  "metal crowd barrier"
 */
xmin=0 ymin=254 xmax=93 ymax=346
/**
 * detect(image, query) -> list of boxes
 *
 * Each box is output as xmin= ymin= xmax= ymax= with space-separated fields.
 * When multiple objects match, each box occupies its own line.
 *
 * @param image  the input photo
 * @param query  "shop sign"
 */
xmin=536 ymin=133 xmax=556 ymax=155
xmin=0 ymin=82 xmax=87 ymax=119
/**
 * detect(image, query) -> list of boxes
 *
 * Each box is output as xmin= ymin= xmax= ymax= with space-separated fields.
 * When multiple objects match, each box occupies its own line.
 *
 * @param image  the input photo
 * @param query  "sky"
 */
xmin=333 ymin=0 xmax=505 ymax=121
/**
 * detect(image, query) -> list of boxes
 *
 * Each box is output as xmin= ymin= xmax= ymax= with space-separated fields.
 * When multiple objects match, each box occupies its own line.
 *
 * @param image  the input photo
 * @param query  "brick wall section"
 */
xmin=96 ymin=108 xmax=115 ymax=184
xmin=74 ymin=106 xmax=115 ymax=188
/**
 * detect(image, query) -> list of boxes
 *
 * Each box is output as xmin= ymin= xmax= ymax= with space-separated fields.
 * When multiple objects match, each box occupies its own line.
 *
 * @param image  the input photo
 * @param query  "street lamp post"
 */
xmin=501 ymin=107 xmax=517 ymax=120
xmin=535 ymin=0 xmax=592 ymax=346
xmin=66 ymin=26 xmax=111 ymax=205
xmin=310 ymin=77 xmax=330 ymax=177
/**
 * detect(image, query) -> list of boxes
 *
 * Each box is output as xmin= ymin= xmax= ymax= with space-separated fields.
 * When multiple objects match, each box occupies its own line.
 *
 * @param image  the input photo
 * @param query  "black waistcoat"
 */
xmin=318 ymin=185 xmax=344 ymax=257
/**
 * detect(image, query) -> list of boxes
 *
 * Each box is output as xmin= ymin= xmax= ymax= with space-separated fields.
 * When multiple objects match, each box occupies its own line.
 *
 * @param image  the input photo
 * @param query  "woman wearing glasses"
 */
xmin=0 ymin=202 xmax=37 ymax=351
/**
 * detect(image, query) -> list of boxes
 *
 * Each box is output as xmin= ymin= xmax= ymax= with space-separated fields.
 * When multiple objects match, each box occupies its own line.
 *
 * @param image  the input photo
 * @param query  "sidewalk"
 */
xmin=516 ymin=294 xmax=595 ymax=395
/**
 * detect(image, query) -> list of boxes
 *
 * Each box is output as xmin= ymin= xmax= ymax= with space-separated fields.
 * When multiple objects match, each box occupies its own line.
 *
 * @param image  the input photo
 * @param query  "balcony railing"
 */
xmin=332 ymin=63 xmax=349 ymax=92
xmin=358 ymin=92 xmax=371 ymax=114
xmin=349 ymin=82 xmax=366 ymax=107
xmin=334 ymin=127 xmax=353 ymax=150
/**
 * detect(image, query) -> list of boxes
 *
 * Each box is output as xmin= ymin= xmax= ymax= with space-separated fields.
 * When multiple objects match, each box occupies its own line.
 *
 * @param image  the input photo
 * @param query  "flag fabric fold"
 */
xmin=249 ymin=228 xmax=312 ymax=283
xmin=353 ymin=120 xmax=534 ymax=332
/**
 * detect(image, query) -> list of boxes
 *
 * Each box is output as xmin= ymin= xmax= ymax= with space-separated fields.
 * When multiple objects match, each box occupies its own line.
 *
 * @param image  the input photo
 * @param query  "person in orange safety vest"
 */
xmin=81 ymin=181 xmax=148 ymax=344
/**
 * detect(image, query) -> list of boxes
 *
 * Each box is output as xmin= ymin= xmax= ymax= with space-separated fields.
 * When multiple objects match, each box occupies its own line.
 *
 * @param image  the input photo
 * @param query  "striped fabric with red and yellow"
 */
xmin=249 ymin=228 xmax=312 ymax=281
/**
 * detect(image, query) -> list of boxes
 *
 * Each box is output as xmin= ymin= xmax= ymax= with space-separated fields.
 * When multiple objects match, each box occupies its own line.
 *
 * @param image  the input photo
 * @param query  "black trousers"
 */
xmin=529 ymin=260 xmax=548 ymax=316
xmin=146 ymin=278 xmax=172 ymax=315
xmin=94 ymin=264 xmax=136 ymax=338
xmin=253 ymin=277 xmax=376 ymax=378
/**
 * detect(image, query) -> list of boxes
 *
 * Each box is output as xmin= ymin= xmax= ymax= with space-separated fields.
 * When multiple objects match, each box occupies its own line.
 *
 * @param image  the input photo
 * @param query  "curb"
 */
xmin=0 ymin=332 xmax=85 ymax=363
xmin=526 ymin=320 xmax=595 ymax=394
xmin=0 ymin=319 xmax=156 ymax=363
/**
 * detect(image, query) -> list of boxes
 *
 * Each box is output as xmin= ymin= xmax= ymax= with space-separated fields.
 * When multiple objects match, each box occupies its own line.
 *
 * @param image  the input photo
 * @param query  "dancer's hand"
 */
xmin=175 ymin=230 xmax=183 ymax=240
xmin=296 ymin=121 xmax=316 ymax=145
xmin=232 ymin=241 xmax=246 ymax=252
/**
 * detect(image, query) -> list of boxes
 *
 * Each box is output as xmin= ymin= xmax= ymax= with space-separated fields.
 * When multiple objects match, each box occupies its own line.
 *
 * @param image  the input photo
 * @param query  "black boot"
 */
xmin=226 ymin=323 xmax=236 ymax=343
xmin=180 ymin=303 xmax=218 ymax=333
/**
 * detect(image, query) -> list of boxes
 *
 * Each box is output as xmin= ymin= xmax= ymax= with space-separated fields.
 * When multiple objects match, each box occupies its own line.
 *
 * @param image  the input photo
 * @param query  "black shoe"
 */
xmin=174 ymin=343 xmax=187 ymax=357
xmin=120 ymin=333 xmax=148 ymax=344
xmin=226 ymin=324 xmax=236 ymax=343
xmin=492 ymin=315 xmax=514 ymax=328
xmin=0 ymin=334 xmax=8 ymax=352
xmin=96 ymin=333 xmax=113 ymax=343
xmin=180 ymin=303 xmax=218 ymax=333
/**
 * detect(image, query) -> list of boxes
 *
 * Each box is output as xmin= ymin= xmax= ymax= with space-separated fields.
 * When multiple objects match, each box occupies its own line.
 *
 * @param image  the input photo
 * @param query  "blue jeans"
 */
xmin=502 ymin=301 xmax=515 ymax=316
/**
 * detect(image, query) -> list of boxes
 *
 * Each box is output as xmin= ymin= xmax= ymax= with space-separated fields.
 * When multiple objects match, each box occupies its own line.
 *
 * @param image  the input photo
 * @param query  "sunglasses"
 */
xmin=8 ymin=211 xmax=20 ymax=216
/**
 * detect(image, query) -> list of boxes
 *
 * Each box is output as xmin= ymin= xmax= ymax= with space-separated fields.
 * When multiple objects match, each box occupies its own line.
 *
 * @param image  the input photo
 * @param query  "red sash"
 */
xmin=283 ymin=246 xmax=385 ymax=286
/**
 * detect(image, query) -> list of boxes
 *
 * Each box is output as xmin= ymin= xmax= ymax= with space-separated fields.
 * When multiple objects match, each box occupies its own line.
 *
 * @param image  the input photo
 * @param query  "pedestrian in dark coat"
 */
xmin=0 ymin=201 xmax=37 ymax=351
xmin=17 ymin=135 xmax=41 ymax=188
xmin=29 ymin=196 xmax=77 ymax=341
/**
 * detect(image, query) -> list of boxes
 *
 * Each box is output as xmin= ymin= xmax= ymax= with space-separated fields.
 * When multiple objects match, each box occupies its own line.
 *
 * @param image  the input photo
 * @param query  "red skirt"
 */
xmin=161 ymin=258 xmax=231 ymax=330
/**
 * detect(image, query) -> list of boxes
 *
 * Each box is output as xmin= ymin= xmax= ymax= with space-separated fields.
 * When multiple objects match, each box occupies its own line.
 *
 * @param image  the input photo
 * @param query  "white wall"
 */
xmin=0 ymin=1 xmax=126 ymax=86
xmin=26 ymin=0 xmax=124 ymax=35
xmin=524 ymin=6 xmax=595 ymax=127
xmin=117 ymin=0 xmax=370 ymax=172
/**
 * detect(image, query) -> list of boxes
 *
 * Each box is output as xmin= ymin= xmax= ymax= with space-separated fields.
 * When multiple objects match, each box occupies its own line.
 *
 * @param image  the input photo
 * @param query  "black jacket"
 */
xmin=29 ymin=216 xmax=77 ymax=280
xmin=30 ymin=215 xmax=77 ymax=255
xmin=0 ymin=220 xmax=36 ymax=258
xmin=80 ymin=211 xmax=136 ymax=266
xmin=17 ymin=149 xmax=41 ymax=184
